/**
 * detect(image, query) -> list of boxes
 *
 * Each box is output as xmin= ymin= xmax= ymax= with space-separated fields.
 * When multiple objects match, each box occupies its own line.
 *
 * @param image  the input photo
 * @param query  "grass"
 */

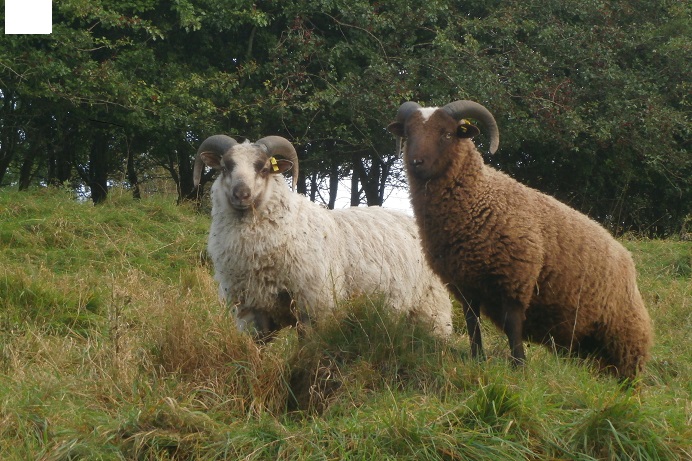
xmin=0 ymin=188 xmax=690 ymax=460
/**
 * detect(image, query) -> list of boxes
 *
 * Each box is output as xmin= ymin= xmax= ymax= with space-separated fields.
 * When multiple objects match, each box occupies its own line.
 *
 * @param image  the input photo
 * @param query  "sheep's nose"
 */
xmin=232 ymin=185 xmax=251 ymax=202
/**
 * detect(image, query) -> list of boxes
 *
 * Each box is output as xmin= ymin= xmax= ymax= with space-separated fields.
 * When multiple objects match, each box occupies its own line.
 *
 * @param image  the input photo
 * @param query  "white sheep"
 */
xmin=193 ymin=135 xmax=453 ymax=338
xmin=387 ymin=100 xmax=653 ymax=380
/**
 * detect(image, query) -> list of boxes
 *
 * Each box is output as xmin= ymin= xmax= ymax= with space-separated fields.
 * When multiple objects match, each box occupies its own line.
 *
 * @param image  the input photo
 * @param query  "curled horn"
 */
xmin=441 ymin=100 xmax=500 ymax=154
xmin=392 ymin=101 xmax=422 ymax=157
xmin=194 ymin=135 xmax=238 ymax=187
xmin=255 ymin=136 xmax=299 ymax=191
xmin=394 ymin=101 xmax=423 ymax=125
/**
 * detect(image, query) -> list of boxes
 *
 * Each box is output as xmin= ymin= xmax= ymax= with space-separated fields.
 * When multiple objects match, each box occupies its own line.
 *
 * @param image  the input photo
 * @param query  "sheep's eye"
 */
xmin=444 ymin=132 xmax=453 ymax=140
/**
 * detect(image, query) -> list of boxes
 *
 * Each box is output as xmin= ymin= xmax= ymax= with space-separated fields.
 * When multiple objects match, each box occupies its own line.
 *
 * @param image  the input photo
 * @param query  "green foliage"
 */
xmin=1 ymin=0 xmax=689 ymax=231
xmin=458 ymin=0 xmax=691 ymax=236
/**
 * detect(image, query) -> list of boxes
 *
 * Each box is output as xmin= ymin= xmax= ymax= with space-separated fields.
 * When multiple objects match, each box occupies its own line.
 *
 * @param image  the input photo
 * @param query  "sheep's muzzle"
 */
xmin=230 ymin=183 xmax=252 ymax=210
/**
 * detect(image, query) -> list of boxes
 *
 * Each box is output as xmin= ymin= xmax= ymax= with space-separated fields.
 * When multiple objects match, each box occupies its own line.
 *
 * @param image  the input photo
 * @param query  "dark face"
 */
xmin=389 ymin=109 xmax=480 ymax=181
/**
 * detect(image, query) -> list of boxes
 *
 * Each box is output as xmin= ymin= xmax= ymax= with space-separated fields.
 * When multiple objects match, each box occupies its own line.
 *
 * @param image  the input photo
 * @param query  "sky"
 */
xmin=331 ymin=179 xmax=413 ymax=215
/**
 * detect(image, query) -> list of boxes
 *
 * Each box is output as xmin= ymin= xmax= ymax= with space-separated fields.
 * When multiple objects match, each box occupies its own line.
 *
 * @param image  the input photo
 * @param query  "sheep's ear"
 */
xmin=457 ymin=122 xmax=480 ymax=139
xmin=387 ymin=121 xmax=405 ymax=138
xmin=200 ymin=152 xmax=222 ymax=169
xmin=269 ymin=157 xmax=293 ymax=174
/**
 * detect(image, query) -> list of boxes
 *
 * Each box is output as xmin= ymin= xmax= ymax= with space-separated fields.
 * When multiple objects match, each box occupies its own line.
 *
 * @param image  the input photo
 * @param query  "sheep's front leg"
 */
xmin=235 ymin=306 xmax=271 ymax=336
xmin=501 ymin=298 xmax=526 ymax=367
xmin=464 ymin=299 xmax=485 ymax=361
xmin=294 ymin=308 xmax=312 ymax=339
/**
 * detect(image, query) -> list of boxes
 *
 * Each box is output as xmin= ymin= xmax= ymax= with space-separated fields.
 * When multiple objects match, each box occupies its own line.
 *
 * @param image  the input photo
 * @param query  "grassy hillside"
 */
xmin=1 ymin=189 xmax=690 ymax=460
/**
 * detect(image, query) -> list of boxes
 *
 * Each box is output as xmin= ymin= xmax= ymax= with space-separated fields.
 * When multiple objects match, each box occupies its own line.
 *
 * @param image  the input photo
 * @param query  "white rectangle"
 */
xmin=5 ymin=0 xmax=52 ymax=34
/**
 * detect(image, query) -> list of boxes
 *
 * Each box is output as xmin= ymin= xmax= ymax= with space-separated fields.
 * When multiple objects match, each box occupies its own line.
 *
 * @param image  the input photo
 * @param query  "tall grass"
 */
xmin=1 ymin=189 xmax=690 ymax=460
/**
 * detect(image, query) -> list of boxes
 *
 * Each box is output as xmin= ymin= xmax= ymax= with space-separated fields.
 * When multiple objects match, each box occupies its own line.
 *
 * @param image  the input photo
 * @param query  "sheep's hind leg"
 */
xmin=464 ymin=299 xmax=486 ymax=361
xmin=501 ymin=298 xmax=526 ymax=367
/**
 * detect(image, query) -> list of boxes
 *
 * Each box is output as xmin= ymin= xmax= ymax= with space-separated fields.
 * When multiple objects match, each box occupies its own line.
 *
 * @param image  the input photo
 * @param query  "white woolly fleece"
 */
xmin=206 ymin=150 xmax=453 ymax=336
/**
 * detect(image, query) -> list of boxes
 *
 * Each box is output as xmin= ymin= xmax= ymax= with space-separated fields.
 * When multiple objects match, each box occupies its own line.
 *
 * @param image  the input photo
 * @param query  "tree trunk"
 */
xmin=48 ymin=116 xmax=77 ymax=186
xmin=327 ymin=158 xmax=339 ymax=209
xmin=297 ymin=159 xmax=307 ymax=196
xmin=350 ymin=154 xmax=360 ymax=207
xmin=18 ymin=139 xmax=42 ymax=190
xmin=378 ymin=161 xmax=390 ymax=205
xmin=309 ymin=171 xmax=318 ymax=202
xmin=352 ymin=150 xmax=384 ymax=206
xmin=363 ymin=156 xmax=381 ymax=206
xmin=0 ymin=91 xmax=18 ymax=186
xmin=0 ymin=140 xmax=16 ymax=186
xmin=126 ymin=143 xmax=141 ymax=200
xmin=177 ymin=145 xmax=197 ymax=204
xmin=89 ymin=130 xmax=110 ymax=204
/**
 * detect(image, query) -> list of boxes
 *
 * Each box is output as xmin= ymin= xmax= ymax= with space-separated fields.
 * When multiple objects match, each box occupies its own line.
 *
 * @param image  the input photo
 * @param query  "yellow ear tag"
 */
xmin=270 ymin=157 xmax=279 ymax=172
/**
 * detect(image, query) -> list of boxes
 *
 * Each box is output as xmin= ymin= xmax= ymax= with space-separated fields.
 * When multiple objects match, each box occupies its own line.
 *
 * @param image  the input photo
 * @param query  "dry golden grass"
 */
xmin=1 ymin=189 xmax=689 ymax=460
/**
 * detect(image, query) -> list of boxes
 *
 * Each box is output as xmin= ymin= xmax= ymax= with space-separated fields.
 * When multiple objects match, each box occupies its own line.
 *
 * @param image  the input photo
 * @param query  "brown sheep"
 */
xmin=387 ymin=100 xmax=653 ymax=380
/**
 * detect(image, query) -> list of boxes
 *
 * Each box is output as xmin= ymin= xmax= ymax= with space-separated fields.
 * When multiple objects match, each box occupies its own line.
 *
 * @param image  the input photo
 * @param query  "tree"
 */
xmin=1 ymin=0 xmax=688 ymax=234
xmin=467 ymin=0 xmax=691 ymax=235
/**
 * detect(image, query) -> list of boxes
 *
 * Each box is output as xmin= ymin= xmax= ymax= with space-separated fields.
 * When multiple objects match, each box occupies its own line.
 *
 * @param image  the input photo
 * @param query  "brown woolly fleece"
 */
xmin=401 ymin=120 xmax=653 ymax=380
